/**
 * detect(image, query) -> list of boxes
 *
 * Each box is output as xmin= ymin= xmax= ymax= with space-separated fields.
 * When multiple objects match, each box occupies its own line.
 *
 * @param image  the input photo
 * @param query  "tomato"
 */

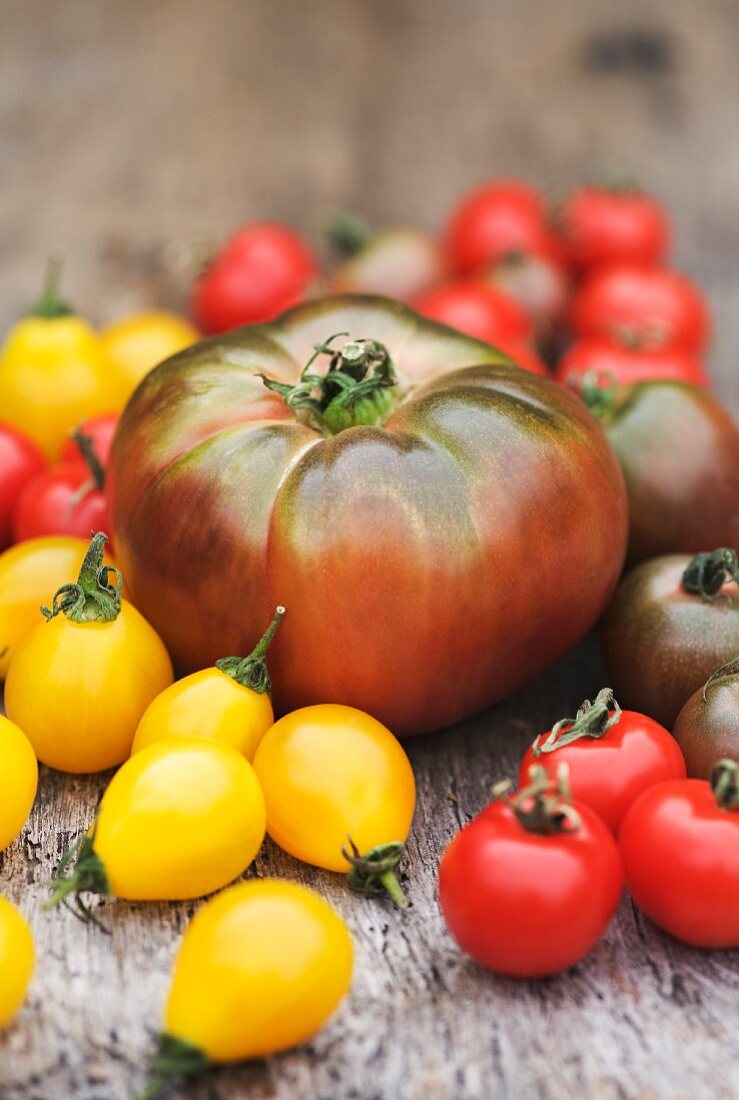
xmin=444 ymin=180 xmax=562 ymax=274
xmin=559 ymin=185 xmax=670 ymax=272
xmin=602 ymin=549 xmax=739 ymax=728
xmin=556 ymin=334 xmax=710 ymax=390
xmin=11 ymin=452 xmax=110 ymax=544
xmin=438 ymin=766 xmax=624 ymax=977
xmin=672 ymin=658 xmax=739 ymax=779
xmin=101 ymin=310 xmax=199 ymax=409
xmin=0 ymin=266 xmax=110 ymax=458
xmin=5 ymin=533 xmax=173 ymax=772
xmin=253 ymin=704 xmax=415 ymax=904
xmin=0 ymin=424 xmax=46 ymax=551
xmin=520 ymin=688 xmax=685 ymax=832
xmin=413 ymin=280 xmax=532 ymax=344
xmin=580 ymin=379 xmax=739 ymax=564
xmin=619 ymin=761 xmax=739 ymax=947
xmin=329 ymin=213 xmax=445 ymax=302
xmin=139 ymin=880 xmax=352 ymax=1094
xmin=191 ymin=223 xmax=318 ymax=334
xmin=48 ymin=737 xmax=265 ymax=908
xmin=132 ymin=606 xmax=284 ymax=760
xmin=109 ymin=296 xmax=627 ymax=734
xmin=486 ymin=251 xmax=570 ymax=337
xmin=60 ymin=414 xmax=118 ymax=470
xmin=0 ymin=535 xmax=116 ymax=679
xmin=0 ymin=716 xmax=38 ymax=851
xmin=0 ymin=897 xmax=34 ymax=1029
xmin=570 ymin=265 xmax=710 ymax=354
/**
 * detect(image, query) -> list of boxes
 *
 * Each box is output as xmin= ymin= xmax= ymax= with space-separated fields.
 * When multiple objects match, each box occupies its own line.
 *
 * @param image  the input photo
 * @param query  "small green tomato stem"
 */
xmin=71 ymin=429 xmax=106 ymax=490
xmin=215 ymin=605 xmax=285 ymax=695
xmin=343 ymin=838 xmax=409 ymax=909
xmin=711 ymin=759 xmax=739 ymax=811
xmin=29 ymin=254 xmax=73 ymax=319
xmin=496 ymin=763 xmax=581 ymax=835
xmin=328 ymin=210 xmax=375 ymax=257
xmin=41 ymin=531 xmax=122 ymax=624
xmin=136 ymin=1034 xmax=211 ymax=1100
xmin=532 ymin=687 xmax=621 ymax=755
xmin=44 ymin=829 xmax=112 ymax=931
xmin=703 ymin=656 xmax=739 ymax=700
xmin=576 ymin=369 xmax=620 ymax=419
xmin=682 ymin=549 xmax=739 ymax=600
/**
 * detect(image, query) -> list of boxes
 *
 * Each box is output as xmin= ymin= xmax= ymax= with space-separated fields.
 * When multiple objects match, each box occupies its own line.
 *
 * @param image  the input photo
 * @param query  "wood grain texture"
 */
xmin=1 ymin=2 xmax=738 ymax=1098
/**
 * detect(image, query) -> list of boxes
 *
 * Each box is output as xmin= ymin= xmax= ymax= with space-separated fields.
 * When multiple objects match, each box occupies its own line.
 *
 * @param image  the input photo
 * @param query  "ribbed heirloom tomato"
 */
xmin=109 ymin=296 xmax=627 ymax=735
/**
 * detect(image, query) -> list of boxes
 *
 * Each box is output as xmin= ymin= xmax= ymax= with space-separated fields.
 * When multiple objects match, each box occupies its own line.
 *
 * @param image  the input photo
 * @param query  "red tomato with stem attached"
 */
xmin=519 ymin=688 xmax=686 ymax=832
xmin=570 ymin=265 xmax=710 ymax=354
xmin=0 ymin=424 xmax=46 ymax=550
xmin=60 ymin=414 xmax=118 ymax=470
xmin=438 ymin=765 xmax=624 ymax=977
xmin=445 ymin=180 xmax=562 ymax=275
xmin=191 ymin=223 xmax=318 ymax=334
xmin=555 ymin=334 xmax=710 ymax=389
xmin=619 ymin=761 xmax=739 ymax=948
xmin=559 ymin=185 xmax=670 ymax=273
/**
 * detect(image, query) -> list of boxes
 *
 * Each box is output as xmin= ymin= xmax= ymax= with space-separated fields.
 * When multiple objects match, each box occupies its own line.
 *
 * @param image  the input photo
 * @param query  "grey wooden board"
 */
xmin=0 ymin=2 xmax=738 ymax=1098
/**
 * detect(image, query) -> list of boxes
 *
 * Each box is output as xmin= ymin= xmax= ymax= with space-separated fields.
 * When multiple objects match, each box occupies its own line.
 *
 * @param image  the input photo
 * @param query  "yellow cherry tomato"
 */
xmin=5 ymin=533 xmax=172 ymax=772
xmin=253 ymin=704 xmax=416 ymax=902
xmin=49 ymin=738 xmax=265 ymax=906
xmin=101 ymin=310 xmax=199 ymax=408
xmin=0 ymin=716 xmax=38 ymax=851
xmin=0 ymin=267 xmax=110 ymax=458
xmin=132 ymin=606 xmax=284 ymax=760
xmin=142 ymin=880 xmax=352 ymax=1091
xmin=0 ymin=535 xmax=117 ymax=679
xmin=0 ymin=897 xmax=34 ymax=1029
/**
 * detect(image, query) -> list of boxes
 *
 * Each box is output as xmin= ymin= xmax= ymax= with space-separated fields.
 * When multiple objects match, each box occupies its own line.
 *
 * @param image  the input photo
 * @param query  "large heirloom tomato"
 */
xmin=109 ymin=296 xmax=627 ymax=735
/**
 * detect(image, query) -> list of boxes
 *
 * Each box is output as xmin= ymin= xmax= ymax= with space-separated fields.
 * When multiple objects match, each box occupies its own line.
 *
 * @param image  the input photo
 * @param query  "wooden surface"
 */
xmin=1 ymin=2 xmax=738 ymax=1099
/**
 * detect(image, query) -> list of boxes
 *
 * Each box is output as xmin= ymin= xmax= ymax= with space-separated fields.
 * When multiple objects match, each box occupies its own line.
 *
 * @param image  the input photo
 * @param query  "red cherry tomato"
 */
xmin=0 ymin=423 xmax=46 ymax=550
xmin=60 ymin=414 xmax=119 ymax=470
xmin=555 ymin=334 xmax=710 ymax=389
xmin=191 ymin=223 xmax=318 ymax=334
xmin=560 ymin=186 xmax=670 ymax=272
xmin=445 ymin=180 xmax=562 ymax=275
xmin=570 ymin=266 xmax=710 ymax=353
xmin=438 ymin=767 xmax=624 ymax=977
xmin=519 ymin=689 xmax=686 ymax=833
xmin=414 ymin=280 xmax=532 ymax=345
xmin=619 ymin=762 xmax=739 ymax=947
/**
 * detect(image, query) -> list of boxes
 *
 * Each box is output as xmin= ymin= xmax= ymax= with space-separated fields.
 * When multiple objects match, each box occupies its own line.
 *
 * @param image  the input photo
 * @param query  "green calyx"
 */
xmin=682 ymin=548 xmax=739 ymax=600
xmin=710 ymin=759 xmax=739 ymax=811
xmin=495 ymin=763 xmax=582 ymax=836
xmin=703 ymin=656 xmax=739 ymax=700
xmin=532 ymin=687 xmax=621 ymax=755
xmin=44 ymin=829 xmax=111 ymax=931
xmin=29 ymin=255 xmax=73 ymax=319
xmin=577 ymin=369 xmax=619 ymax=420
xmin=215 ymin=605 xmax=286 ymax=695
xmin=136 ymin=1034 xmax=211 ymax=1100
xmin=41 ymin=532 xmax=122 ymax=624
xmin=327 ymin=209 xmax=375 ymax=257
xmin=342 ymin=837 xmax=409 ymax=909
xmin=260 ymin=331 xmax=398 ymax=437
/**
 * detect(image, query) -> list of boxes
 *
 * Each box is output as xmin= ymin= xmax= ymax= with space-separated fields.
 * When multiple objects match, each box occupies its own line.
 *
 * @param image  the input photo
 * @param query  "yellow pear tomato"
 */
xmin=0 ymin=535 xmax=116 ymax=679
xmin=0 ymin=266 xmax=111 ymax=458
xmin=5 ymin=533 xmax=172 ymax=772
xmin=140 ymin=880 xmax=352 ymax=1094
xmin=132 ymin=607 xmax=284 ymax=760
xmin=0 ymin=716 xmax=38 ymax=851
xmin=101 ymin=310 xmax=199 ymax=409
xmin=0 ymin=897 xmax=34 ymax=1029
xmin=48 ymin=737 xmax=265 ymax=909
xmin=253 ymin=704 xmax=416 ymax=905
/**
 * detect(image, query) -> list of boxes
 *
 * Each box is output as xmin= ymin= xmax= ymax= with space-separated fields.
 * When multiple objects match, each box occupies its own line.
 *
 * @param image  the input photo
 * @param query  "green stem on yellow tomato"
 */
xmin=135 ymin=1034 xmax=211 ymax=1100
xmin=29 ymin=254 xmax=73 ymax=319
xmin=343 ymin=838 xmax=409 ymax=909
xmin=215 ymin=605 xmax=286 ymax=696
xmin=41 ymin=532 xmax=122 ymax=624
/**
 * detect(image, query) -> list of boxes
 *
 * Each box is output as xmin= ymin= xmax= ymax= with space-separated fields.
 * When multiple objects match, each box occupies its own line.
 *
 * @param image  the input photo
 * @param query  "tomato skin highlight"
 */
xmin=0 ymin=716 xmax=38 ymax=852
xmin=619 ymin=778 xmax=739 ymax=948
xmin=520 ymin=709 xmax=686 ymax=833
xmin=0 ymin=897 xmax=34 ymax=1029
xmin=672 ymin=664 xmax=739 ymax=780
xmin=560 ymin=186 xmax=670 ymax=273
xmin=0 ymin=425 xmax=46 ymax=551
xmin=438 ymin=799 xmax=623 ymax=977
xmin=556 ymin=335 xmax=710 ymax=390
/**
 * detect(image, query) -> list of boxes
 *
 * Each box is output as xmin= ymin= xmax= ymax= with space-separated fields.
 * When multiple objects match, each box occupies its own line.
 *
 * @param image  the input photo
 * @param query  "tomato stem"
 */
xmin=71 ymin=429 xmax=106 ymax=490
xmin=41 ymin=531 xmax=122 ymax=624
xmin=497 ymin=764 xmax=582 ymax=835
xmin=682 ymin=548 xmax=739 ymax=600
xmin=702 ymin=656 xmax=739 ymax=700
xmin=532 ymin=687 xmax=621 ymax=755
xmin=327 ymin=209 xmax=375 ymax=257
xmin=29 ymin=254 xmax=73 ymax=319
xmin=711 ymin=759 xmax=739 ymax=811
xmin=44 ymin=829 xmax=112 ymax=929
xmin=343 ymin=838 xmax=409 ymax=909
xmin=260 ymin=332 xmax=398 ymax=436
xmin=576 ymin=369 xmax=619 ymax=419
xmin=136 ymin=1034 xmax=211 ymax=1100
xmin=215 ymin=605 xmax=286 ymax=695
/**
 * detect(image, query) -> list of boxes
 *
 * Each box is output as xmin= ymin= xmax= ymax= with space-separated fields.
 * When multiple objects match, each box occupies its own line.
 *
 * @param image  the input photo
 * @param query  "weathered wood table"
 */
xmin=1 ymin=2 xmax=737 ymax=1098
